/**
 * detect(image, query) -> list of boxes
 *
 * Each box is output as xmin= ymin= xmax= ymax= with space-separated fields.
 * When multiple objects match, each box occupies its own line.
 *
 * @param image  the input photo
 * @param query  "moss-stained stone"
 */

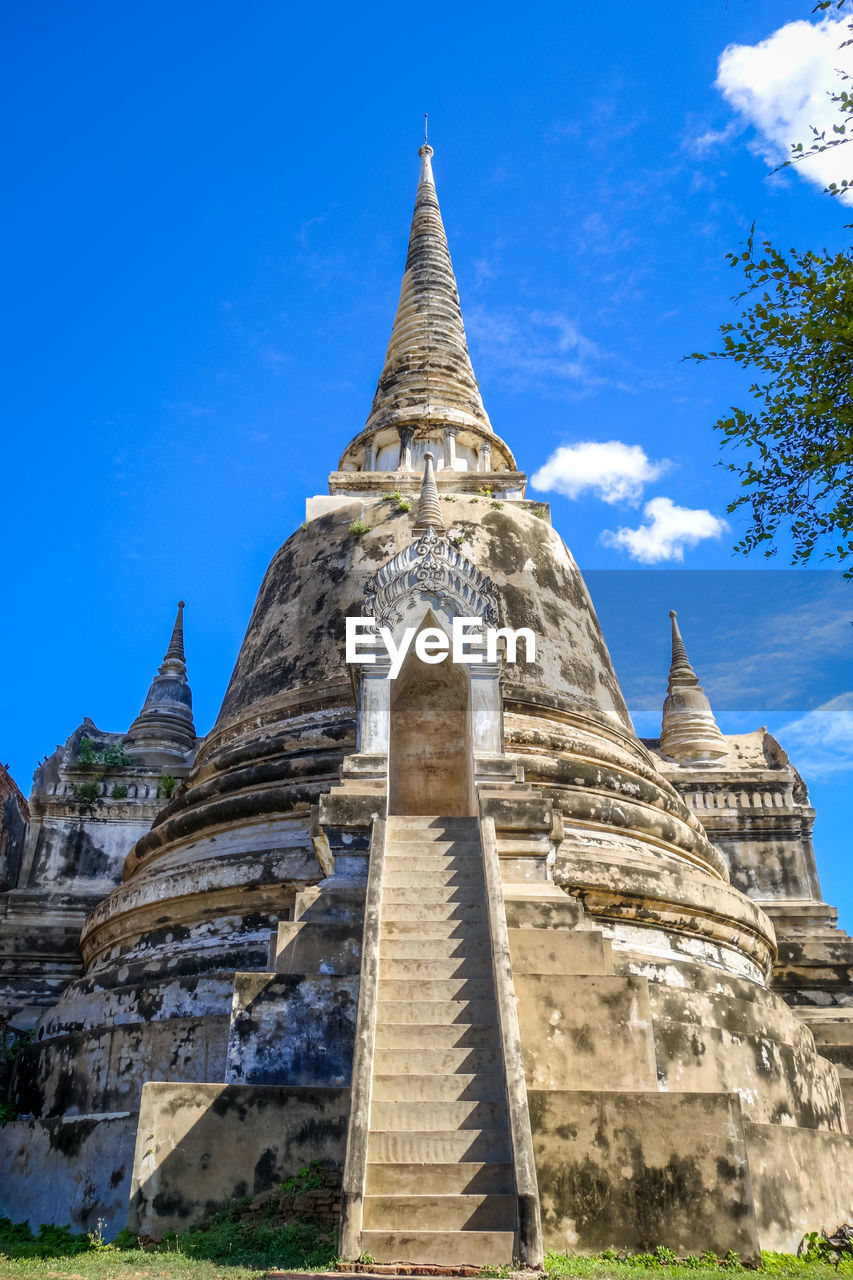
xmin=128 ymin=1081 xmax=349 ymax=1238
xmin=744 ymin=1121 xmax=853 ymax=1252
xmin=528 ymin=1090 xmax=759 ymax=1260
xmin=515 ymin=974 xmax=657 ymax=1092
xmin=225 ymin=973 xmax=359 ymax=1087
xmin=0 ymin=1112 xmax=137 ymax=1238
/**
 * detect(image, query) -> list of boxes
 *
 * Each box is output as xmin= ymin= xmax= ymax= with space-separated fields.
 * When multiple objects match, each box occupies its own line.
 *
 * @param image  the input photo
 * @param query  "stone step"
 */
xmin=381 ymin=902 xmax=488 ymax=923
xmin=386 ymin=842 xmax=482 ymax=857
xmin=387 ymin=816 xmax=478 ymax=829
xmin=382 ymin=920 xmax=490 ymax=940
xmin=362 ymin=1193 xmax=518 ymax=1232
xmin=372 ymin=1072 xmax=506 ymax=1102
xmin=370 ymin=1099 xmax=509 ymax=1131
xmin=382 ymin=886 xmax=485 ymax=905
xmin=375 ymin=1022 xmax=501 ymax=1050
xmin=365 ymin=1162 xmax=515 ymax=1196
xmin=358 ymin=1229 xmax=514 ymax=1266
xmin=376 ymin=1000 xmax=498 ymax=1026
xmin=380 ymin=935 xmax=492 ymax=960
xmin=383 ymin=867 xmax=483 ymax=887
xmin=367 ymin=1128 xmax=512 ymax=1164
xmin=378 ymin=977 xmax=494 ymax=1002
xmin=375 ymin=1045 xmax=502 ymax=1075
xmin=378 ymin=956 xmax=492 ymax=981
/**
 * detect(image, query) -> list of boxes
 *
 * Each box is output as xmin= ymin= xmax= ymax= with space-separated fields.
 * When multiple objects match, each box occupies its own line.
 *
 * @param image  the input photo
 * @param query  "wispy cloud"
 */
xmin=601 ymin=496 xmax=727 ymax=563
xmin=685 ymin=585 xmax=851 ymax=711
xmin=532 ymin=440 xmax=670 ymax=505
xmin=774 ymin=693 xmax=853 ymax=777
xmin=684 ymin=119 xmax=742 ymax=157
xmin=466 ymin=305 xmax=625 ymax=394
xmin=714 ymin=14 xmax=853 ymax=198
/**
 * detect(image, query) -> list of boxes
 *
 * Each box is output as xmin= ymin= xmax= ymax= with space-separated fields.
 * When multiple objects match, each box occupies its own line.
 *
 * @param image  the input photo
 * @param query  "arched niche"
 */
xmin=388 ymin=613 xmax=473 ymax=816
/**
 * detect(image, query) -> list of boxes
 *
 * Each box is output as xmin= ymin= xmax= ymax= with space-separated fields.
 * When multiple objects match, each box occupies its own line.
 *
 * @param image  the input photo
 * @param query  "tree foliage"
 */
xmin=690 ymin=232 xmax=853 ymax=569
xmin=786 ymin=0 xmax=853 ymax=198
xmin=692 ymin=0 xmax=853 ymax=572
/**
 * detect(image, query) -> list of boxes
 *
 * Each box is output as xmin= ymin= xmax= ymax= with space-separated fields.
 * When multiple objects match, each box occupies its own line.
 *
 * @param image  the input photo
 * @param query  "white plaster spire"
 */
xmin=127 ymin=601 xmax=196 ymax=761
xmin=660 ymin=611 xmax=728 ymax=763
xmin=363 ymin=142 xmax=493 ymax=439
xmin=413 ymin=452 xmax=446 ymax=534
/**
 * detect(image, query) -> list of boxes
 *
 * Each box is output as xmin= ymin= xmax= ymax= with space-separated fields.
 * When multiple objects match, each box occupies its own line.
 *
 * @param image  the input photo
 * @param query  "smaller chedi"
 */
xmin=1 ymin=144 xmax=852 ymax=1266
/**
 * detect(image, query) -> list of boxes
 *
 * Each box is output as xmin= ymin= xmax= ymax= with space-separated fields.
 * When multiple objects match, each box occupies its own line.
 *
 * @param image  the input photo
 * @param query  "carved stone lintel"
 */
xmin=363 ymin=527 xmax=499 ymax=632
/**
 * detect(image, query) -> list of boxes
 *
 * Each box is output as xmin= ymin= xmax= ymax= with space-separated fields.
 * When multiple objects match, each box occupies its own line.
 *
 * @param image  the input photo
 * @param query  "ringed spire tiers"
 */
xmin=126 ymin=601 xmax=196 ymax=762
xmin=660 ymin=610 xmax=728 ymax=763
xmin=364 ymin=142 xmax=492 ymax=440
xmin=335 ymin=144 xmax=520 ymax=484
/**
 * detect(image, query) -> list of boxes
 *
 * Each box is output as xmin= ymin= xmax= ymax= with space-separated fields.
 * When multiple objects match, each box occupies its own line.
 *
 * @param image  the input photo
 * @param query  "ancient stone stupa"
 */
xmin=2 ymin=143 xmax=852 ymax=1265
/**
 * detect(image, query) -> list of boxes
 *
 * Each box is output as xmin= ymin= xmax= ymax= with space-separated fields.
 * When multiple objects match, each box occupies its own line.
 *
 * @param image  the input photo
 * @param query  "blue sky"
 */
xmin=3 ymin=2 xmax=851 ymax=922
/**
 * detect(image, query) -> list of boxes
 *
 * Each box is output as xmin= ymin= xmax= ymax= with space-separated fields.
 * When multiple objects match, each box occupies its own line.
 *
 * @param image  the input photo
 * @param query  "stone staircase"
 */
xmin=360 ymin=815 xmax=517 ymax=1266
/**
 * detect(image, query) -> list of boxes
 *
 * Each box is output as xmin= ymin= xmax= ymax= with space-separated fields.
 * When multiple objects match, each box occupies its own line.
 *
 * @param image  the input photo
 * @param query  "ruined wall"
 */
xmin=0 ymin=721 xmax=183 ymax=1030
xmin=0 ymin=762 xmax=29 ymax=892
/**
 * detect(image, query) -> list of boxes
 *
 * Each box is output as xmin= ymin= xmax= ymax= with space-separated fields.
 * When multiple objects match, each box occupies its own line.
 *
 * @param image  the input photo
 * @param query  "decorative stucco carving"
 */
xmin=363 ymin=526 xmax=499 ymax=630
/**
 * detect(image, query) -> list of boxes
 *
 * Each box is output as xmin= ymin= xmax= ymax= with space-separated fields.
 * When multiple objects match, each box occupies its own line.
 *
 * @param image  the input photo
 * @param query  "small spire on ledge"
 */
xmin=413 ymin=452 xmax=445 ymax=534
xmin=126 ymin=600 xmax=196 ymax=761
xmin=660 ymin=610 xmax=728 ymax=763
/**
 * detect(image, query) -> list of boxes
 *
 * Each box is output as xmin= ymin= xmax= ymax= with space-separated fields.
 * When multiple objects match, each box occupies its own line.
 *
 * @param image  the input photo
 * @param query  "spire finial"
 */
xmin=667 ymin=609 xmax=696 ymax=689
xmin=161 ymin=600 xmax=187 ymax=674
xmin=413 ymin=452 xmax=445 ymax=534
xmin=660 ymin=610 xmax=727 ymax=763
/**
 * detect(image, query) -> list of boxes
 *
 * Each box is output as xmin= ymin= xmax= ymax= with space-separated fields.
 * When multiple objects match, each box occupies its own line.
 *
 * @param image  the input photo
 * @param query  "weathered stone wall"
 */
xmin=0 ymin=1113 xmax=137 ymax=1237
xmin=128 ymin=1082 xmax=350 ymax=1239
xmin=0 ymin=762 xmax=28 ymax=892
xmin=745 ymin=1122 xmax=853 ymax=1251
xmin=529 ymin=1090 xmax=759 ymax=1260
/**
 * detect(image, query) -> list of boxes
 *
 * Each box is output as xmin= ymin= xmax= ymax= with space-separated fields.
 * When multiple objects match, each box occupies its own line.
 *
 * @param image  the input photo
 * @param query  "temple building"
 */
xmin=1 ymin=144 xmax=852 ymax=1264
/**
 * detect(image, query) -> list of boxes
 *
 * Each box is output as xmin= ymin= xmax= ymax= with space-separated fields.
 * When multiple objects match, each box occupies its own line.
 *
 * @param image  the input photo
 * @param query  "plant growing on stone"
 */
xmin=111 ymin=784 xmax=128 ymax=799
xmin=280 ymin=1160 xmax=324 ymax=1216
xmin=160 ymin=774 xmax=177 ymax=799
xmin=75 ymin=737 xmax=133 ymax=769
xmin=75 ymin=735 xmax=99 ymax=765
xmin=70 ymin=780 xmax=101 ymax=803
xmin=348 ymin=520 xmax=371 ymax=536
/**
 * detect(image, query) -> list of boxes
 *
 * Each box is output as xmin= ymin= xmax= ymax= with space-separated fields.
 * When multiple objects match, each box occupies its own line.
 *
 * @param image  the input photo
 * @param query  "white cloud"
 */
xmin=531 ymin=441 xmax=669 ymax=505
xmin=601 ymin=496 xmax=728 ymax=563
xmin=715 ymin=14 xmax=853 ymax=197
xmin=774 ymin=693 xmax=853 ymax=777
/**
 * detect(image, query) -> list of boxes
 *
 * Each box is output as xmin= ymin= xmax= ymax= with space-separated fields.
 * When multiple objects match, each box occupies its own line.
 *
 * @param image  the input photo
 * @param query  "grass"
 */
xmin=0 ymin=1214 xmax=338 ymax=1279
xmin=2 ymin=1223 xmax=852 ymax=1280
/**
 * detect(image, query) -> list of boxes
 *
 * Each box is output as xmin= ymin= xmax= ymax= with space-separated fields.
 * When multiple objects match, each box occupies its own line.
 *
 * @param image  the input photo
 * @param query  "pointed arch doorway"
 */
xmin=387 ymin=615 xmax=473 ymax=816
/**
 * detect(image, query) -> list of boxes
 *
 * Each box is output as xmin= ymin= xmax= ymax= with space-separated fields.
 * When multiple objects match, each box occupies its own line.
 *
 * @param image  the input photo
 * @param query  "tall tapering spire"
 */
xmin=363 ymin=143 xmax=493 ymax=439
xmin=660 ymin=611 xmax=728 ymax=763
xmin=126 ymin=601 xmax=196 ymax=762
xmin=161 ymin=600 xmax=186 ymax=675
xmin=413 ymin=452 xmax=445 ymax=533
